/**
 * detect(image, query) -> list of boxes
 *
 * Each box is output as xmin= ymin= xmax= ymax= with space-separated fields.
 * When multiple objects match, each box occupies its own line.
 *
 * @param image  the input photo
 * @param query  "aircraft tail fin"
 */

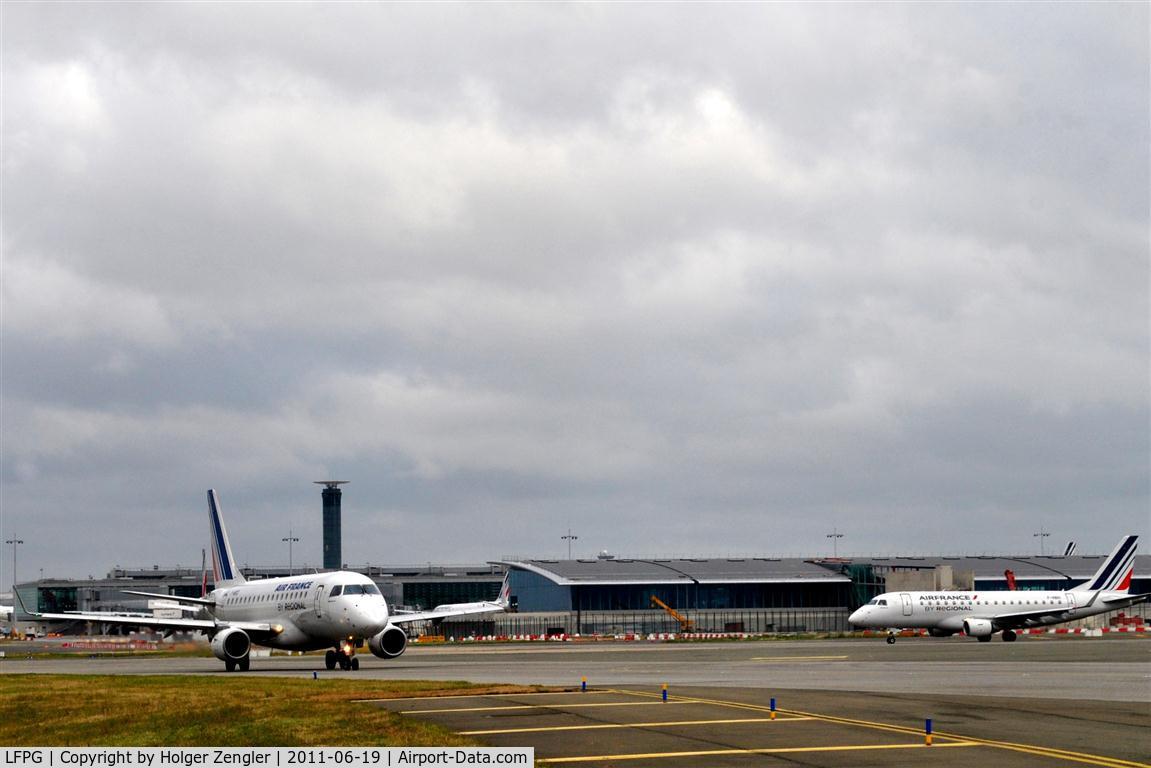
xmin=1073 ymin=535 xmax=1137 ymax=592
xmin=207 ymin=489 xmax=246 ymax=588
xmin=497 ymin=572 xmax=511 ymax=608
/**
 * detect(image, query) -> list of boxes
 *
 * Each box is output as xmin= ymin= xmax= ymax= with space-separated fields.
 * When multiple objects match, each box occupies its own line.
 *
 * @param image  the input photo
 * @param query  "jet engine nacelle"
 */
xmin=368 ymin=624 xmax=408 ymax=659
xmin=963 ymin=618 xmax=995 ymax=638
xmin=210 ymin=627 xmax=251 ymax=661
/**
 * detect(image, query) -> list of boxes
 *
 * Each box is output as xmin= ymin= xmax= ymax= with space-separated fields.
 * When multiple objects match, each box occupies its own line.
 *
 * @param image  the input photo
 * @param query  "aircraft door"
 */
xmin=900 ymin=593 xmax=913 ymax=617
xmin=314 ymin=585 xmax=325 ymax=619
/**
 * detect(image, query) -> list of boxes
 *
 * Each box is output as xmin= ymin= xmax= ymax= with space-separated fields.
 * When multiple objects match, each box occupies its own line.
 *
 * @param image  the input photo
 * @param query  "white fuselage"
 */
xmin=849 ymin=589 xmax=1119 ymax=633
xmin=212 ymin=572 xmax=390 ymax=651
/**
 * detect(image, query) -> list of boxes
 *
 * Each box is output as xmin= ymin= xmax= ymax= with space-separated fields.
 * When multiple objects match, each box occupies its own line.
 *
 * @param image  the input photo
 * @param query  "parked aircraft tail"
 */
xmin=497 ymin=572 xmax=511 ymax=608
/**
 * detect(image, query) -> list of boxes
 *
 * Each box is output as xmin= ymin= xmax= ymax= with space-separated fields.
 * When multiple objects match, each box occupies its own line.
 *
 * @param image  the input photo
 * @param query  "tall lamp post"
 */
xmin=5 ymin=538 xmax=23 ymax=600
xmin=562 ymin=529 xmax=578 ymax=560
xmin=826 ymin=528 xmax=844 ymax=558
xmin=1033 ymin=527 xmax=1050 ymax=556
xmin=282 ymin=529 xmax=299 ymax=576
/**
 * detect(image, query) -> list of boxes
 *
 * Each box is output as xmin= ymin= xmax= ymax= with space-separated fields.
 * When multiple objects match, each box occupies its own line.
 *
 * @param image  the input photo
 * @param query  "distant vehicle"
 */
xmin=0 ymin=605 xmax=12 ymax=622
xmin=849 ymin=535 xmax=1146 ymax=643
xmin=19 ymin=489 xmax=508 ymax=671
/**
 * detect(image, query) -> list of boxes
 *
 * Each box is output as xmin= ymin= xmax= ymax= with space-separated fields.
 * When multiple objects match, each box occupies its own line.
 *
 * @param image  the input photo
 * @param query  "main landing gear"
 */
xmin=978 ymin=630 xmax=1018 ymax=643
xmin=325 ymin=647 xmax=361 ymax=671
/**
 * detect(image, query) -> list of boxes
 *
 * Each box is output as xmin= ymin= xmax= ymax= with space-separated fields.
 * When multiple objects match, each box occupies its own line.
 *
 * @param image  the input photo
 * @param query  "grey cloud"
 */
xmin=1 ymin=3 xmax=1146 ymax=581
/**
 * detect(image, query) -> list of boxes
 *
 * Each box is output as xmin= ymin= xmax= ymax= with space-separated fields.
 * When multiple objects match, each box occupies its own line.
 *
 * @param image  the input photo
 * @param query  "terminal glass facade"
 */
xmin=508 ymin=570 xmax=850 ymax=612
xmin=38 ymin=586 xmax=78 ymax=613
xmin=403 ymin=581 xmax=501 ymax=609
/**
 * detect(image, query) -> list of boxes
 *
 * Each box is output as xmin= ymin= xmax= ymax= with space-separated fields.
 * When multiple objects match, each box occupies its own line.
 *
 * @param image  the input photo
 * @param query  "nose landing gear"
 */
xmin=325 ymin=643 xmax=361 ymax=671
xmin=224 ymin=654 xmax=250 ymax=672
xmin=886 ymin=632 xmax=897 ymax=644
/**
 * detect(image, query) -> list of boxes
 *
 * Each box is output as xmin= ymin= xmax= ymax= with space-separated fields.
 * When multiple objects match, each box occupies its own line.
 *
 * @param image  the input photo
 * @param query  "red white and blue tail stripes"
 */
xmin=208 ymin=489 xmax=246 ymax=587
xmin=1075 ymin=535 xmax=1137 ymax=592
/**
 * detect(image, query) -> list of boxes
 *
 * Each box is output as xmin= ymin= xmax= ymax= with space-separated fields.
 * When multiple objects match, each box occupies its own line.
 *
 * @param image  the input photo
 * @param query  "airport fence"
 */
xmin=433 ymin=607 xmax=852 ymax=638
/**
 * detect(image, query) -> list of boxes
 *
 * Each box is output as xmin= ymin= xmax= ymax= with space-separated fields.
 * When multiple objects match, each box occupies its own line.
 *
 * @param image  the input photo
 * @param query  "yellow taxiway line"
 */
xmin=604 ymin=689 xmax=1148 ymax=768
xmin=540 ymin=741 xmax=979 ymax=763
xmin=401 ymin=700 xmax=693 ymax=715
xmin=352 ymin=690 xmax=602 ymax=703
xmin=459 ymin=715 xmax=813 ymax=735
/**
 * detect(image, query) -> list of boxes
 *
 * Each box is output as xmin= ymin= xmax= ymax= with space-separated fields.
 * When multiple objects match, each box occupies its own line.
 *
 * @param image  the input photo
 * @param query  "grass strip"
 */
xmin=0 ymin=675 xmax=547 ymax=746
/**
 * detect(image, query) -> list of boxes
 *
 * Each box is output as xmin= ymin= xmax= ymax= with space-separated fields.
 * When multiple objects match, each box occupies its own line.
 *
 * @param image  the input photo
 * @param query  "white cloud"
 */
xmin=2 ymin=257 xmax=177 ymax=348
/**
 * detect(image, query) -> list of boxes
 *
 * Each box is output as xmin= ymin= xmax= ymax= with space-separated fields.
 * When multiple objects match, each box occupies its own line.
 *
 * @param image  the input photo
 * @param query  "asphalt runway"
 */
xmin=4 ymin=637 xmax=1149 ymax=766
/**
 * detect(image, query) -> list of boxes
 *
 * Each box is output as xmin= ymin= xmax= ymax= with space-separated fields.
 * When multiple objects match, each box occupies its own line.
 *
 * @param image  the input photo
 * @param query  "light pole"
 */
xmin=562 ymin=528 xmax=578 ymax=560
xmin=282 ymin=529 xmax=299 ymax=576
xmin=1033 ymin=528 xmax=1050 ymax=556
xmin=826 ymin=528 xmax=844 ymax=558
xmin=5 ymin=539 xmax=23 ymax=595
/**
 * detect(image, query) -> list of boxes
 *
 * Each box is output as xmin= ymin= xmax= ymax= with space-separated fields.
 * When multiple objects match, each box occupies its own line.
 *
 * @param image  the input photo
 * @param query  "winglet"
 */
xmin=208 ymin=489 xmax=246 ymax=588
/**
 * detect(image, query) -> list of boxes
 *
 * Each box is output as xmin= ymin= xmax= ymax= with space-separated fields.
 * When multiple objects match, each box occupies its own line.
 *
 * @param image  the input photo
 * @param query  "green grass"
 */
xmin=0 ymin=675 xmax=547 ymax=746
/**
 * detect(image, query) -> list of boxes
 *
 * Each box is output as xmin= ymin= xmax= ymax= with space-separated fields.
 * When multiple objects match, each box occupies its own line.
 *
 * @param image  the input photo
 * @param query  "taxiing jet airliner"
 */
xmin=849 ymin=535 xmax=1146 ymax=643
xmin=19 ymin=490 xmax=508 ymax=670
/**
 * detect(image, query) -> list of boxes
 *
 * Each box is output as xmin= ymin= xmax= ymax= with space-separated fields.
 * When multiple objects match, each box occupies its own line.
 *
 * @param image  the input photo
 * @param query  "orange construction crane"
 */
xmin=649 ymin=595 xmax=693 ymax=632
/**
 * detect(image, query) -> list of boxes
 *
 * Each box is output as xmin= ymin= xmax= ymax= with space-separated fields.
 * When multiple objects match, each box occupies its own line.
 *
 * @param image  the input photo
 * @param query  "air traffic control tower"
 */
xmin=315 ymin=481 xmax=348 ymax=570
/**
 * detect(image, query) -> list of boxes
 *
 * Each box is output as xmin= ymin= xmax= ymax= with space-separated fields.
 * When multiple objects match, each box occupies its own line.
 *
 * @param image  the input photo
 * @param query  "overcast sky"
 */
xmin=1 ymin=3 xmax=1148 ymax=588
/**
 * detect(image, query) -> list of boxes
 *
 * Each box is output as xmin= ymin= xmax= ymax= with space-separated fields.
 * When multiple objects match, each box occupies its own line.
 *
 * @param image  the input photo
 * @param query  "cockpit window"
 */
xmin=342 ymin=584 xmax=381 ymax=596
xmin=329 ymin=585 xmax=342 ymax=597
xmin=866 ymin=598 xmax=888 ymax=606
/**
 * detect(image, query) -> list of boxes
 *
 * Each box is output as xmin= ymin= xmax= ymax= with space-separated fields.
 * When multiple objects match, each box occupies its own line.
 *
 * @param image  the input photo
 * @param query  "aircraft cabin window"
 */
xmin=329 ymin=586 xmax=342 ymax=597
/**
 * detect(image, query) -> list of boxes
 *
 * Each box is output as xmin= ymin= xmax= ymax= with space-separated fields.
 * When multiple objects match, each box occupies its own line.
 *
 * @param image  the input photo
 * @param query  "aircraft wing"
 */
xmin=389 ymin=601 xmax=505 ymax=625
xmin=984 ymin=607 xmax=1075 ymax=629
xmin=24 ymin=610 xmax=277 ymax=637
xmin=121 ymin=590 xmax=216 ymax=607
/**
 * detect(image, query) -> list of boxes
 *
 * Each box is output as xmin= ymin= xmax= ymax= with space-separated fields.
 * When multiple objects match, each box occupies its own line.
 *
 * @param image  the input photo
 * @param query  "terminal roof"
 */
xmin=497 ymin=558 xmax=849 ymax=585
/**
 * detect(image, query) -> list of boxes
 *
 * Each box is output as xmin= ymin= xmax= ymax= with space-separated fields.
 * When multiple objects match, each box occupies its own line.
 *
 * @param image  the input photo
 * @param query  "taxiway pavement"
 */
xmin=4 ymin=637 xmax=1148 ymax=765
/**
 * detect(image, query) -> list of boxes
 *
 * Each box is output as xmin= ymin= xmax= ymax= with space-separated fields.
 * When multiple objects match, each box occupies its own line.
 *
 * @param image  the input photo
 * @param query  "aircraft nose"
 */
xmin=848 ymin=608 xmax=865 ymax=627
xmin=352 ymin=601 xmax=389 ymax=633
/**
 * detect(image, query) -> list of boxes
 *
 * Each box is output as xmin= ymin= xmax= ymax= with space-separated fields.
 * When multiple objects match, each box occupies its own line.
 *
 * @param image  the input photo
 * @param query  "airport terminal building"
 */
xmin=11 ymin=551 xmax=1147 ymax=638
